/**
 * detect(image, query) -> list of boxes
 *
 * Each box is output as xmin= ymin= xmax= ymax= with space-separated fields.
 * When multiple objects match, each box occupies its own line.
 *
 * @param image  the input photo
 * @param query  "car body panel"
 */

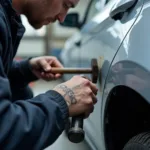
xmin=104 ymin=0 xmax=150 ymax=108
xmin=78 ymin=0 xmax=144 ymax=149
xmin=102 ymin=0 xmax=150 ymax=149
xmin=60 ymin=0 xmax=145 ymax=149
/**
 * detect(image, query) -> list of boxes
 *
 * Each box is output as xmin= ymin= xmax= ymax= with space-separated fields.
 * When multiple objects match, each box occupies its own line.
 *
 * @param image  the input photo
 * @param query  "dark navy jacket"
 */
xmin=0 ymin=0 xmax=69 ymax=149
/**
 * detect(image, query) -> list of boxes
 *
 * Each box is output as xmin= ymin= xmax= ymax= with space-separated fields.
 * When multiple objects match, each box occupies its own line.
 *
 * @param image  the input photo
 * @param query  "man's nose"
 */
xmin=57 ymin=12 xmax=67 ymax=23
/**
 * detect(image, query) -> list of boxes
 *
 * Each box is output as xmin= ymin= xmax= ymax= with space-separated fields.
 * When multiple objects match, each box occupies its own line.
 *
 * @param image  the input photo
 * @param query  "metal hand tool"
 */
xmin=51 ymin=58 xmax=99 ymax=143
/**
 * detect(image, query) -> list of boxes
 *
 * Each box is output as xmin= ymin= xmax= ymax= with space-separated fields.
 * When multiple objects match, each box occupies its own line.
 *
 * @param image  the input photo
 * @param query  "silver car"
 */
xmin=60 ymin=0 xmax=150 ymax=149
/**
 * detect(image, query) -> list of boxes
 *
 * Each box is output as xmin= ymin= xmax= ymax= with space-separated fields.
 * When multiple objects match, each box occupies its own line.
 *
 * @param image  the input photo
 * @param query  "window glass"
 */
xmin=52 ymin=0 xmax=91 ymax=38
xmin=86 ymin=0 xmax=101 ymax=22
xmin=105 ymin=0 xmax=112 ymax=4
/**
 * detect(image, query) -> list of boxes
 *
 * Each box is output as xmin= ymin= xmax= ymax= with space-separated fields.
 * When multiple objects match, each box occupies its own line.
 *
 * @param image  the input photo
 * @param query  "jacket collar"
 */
xmin=0 ymin=0 xmax=19 ymax=18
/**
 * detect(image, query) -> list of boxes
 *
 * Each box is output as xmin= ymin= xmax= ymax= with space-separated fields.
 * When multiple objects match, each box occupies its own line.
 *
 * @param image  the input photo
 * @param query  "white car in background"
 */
xmin=60 ymin=0 xmax=150 ymax=150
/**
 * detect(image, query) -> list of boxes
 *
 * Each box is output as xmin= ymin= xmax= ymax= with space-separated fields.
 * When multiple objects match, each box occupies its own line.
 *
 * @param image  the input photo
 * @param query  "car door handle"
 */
xmin=75 ymin=40 xmax=81 ymax=47
xmin=110 ymin=0 xmax=137 ymax=20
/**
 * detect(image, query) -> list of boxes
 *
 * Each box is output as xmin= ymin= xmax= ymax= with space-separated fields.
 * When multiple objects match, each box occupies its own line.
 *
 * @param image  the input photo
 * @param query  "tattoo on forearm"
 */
xmin=55 ymin=84 xmax=77 ymax=104
xmin=72 ymin=84 xmax=81 ymax=90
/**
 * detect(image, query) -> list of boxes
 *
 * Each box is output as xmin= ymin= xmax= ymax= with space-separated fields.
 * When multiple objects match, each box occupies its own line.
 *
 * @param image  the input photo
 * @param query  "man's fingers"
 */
xmin=84 ymin=105 xmax=94 ymax=119
xmin=39 ymin=59 xmax=51 ymax=72
xmin=41 ymin=72 xmax=55 ymax=81
xmin=80 ymin=75 xmax=91 ymax=81
xmin=38 ymin=57 xmax=63 ymax=73
xmin=80 ymin=75 xmax=98 ymax=95
xmin=48 ymin=57 xmax=63 ymax=68
xmin=89 ymin=81 xmax=98 ymax=95
xmin=55 ymin=73 xmax=62 ymax=79
xmin=92 ymin=93 xmax=97 ymax=104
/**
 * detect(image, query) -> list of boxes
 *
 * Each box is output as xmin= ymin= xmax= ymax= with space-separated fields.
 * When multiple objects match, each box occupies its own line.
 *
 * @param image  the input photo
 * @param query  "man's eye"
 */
xmin=63 ymin=3 xmax=70 ymax=9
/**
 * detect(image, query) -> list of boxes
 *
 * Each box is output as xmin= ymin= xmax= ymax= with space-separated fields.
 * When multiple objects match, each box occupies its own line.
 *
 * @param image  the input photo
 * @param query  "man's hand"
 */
xmin=29 ymin=56 xmax=63 ymax=81
xmin=53 ymin=75 xmax=98 ymax=118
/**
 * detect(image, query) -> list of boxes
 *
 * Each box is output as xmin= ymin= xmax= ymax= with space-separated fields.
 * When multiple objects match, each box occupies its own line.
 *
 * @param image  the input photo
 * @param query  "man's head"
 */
xmin=13 ymin=0 xmax=79 ymax=29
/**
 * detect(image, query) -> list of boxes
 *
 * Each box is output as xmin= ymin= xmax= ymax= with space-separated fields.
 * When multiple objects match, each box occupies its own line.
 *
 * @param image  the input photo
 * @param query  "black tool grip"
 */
xmin=68 ymin=115 xmax=85 ymax=143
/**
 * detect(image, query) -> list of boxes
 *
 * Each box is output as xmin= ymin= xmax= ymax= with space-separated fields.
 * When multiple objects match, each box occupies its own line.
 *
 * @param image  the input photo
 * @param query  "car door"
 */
xmin=60 ymin=0 xmax=101 ymax=81
xmin=77 ymin=0 xmax=144 ymax=149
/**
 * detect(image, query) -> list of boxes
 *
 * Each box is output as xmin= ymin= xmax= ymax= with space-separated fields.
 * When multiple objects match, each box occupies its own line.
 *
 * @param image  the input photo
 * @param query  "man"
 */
xmin=0 ymin=0 xmax=98 ymax=149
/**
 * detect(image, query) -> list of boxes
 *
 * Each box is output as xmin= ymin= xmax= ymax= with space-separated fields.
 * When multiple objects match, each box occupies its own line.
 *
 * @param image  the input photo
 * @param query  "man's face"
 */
xmin=24 ymin=0 xmax=79 ymax=29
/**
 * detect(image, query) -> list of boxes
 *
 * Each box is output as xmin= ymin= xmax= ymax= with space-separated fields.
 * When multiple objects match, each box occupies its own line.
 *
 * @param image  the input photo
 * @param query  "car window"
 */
xmin=86 ymin=0 xmax=113 ymax=22
xmin=105 ymin=0 xmax=112 ymax=4
xmin=86 ymin=0 xmax=101 ymax=22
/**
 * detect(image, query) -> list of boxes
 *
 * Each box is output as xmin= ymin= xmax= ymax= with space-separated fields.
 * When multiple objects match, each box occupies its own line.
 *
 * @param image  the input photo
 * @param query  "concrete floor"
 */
xmin=32 ymin=79 xmax=91 ymax=150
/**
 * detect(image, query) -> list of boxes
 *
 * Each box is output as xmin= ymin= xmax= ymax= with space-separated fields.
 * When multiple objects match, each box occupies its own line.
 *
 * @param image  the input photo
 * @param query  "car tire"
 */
xmin=123 ymin=132 xmax=150 ymax=150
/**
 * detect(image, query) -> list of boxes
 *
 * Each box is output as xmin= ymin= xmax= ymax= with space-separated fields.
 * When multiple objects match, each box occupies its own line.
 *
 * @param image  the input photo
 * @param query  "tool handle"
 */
xmin=67 ymin=58 xmax=98 ymax=143
xmin=68 ymin=115 xmax=85 ymax=143
xmin=51 ymin=68 xmax=92 ymax=74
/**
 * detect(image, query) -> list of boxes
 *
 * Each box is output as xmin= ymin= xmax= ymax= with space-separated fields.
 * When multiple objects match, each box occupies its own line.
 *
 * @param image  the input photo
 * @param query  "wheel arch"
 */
xmin=102 ymin=60 xmax=150 ymax=150
xmin=104 ymin=85 xmax=150 ymax=150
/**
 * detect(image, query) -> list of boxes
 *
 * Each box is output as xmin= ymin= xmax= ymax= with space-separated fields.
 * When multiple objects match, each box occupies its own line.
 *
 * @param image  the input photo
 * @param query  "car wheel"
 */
xmin=123 ymin=132 xmax=150 ymax=150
